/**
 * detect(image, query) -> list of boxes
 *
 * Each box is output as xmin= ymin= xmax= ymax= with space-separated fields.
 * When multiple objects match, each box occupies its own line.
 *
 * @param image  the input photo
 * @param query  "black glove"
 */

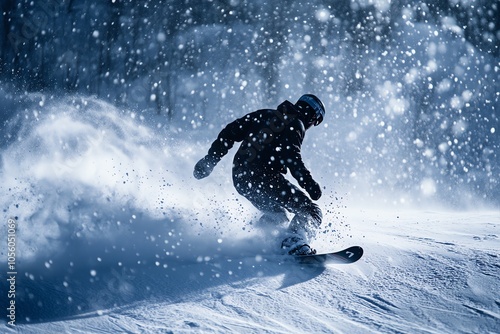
xmin=193 ymin=155 xmax=217 ymax=179
xmin=307 ymin=181 xmax=322 ymax=200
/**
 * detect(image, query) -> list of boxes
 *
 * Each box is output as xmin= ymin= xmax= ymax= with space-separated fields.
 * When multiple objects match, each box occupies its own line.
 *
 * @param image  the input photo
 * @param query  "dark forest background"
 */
xmin=1 ymin=0 xmax=497 ymax=113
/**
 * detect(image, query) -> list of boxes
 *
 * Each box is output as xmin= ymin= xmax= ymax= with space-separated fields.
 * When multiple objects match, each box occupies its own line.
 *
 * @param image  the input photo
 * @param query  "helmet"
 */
xmin=296 ymin=94 xmax=325 ymax=126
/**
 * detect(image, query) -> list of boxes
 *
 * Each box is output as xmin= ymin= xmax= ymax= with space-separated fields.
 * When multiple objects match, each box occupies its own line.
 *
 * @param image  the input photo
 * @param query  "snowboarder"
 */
xmin=193 ymin=94 xmax=326 ymax=255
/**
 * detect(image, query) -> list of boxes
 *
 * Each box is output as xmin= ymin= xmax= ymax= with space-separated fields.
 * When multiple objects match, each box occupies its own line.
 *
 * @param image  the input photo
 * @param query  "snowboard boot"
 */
xmin=281 ymin=236 xmax=316 ymax=256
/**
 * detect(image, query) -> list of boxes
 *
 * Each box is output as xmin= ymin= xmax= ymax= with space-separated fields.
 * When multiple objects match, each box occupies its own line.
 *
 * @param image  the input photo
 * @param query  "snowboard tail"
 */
xmin=295 ymin=246 xmax=363 ymax=265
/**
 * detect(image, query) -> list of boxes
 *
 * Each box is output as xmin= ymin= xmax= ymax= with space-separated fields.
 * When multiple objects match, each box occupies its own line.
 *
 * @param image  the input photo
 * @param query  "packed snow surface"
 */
xmin=5 ymin=210 xmax=500 ymax=333
xmin=1 ymin=99 xmax=498 ymax=333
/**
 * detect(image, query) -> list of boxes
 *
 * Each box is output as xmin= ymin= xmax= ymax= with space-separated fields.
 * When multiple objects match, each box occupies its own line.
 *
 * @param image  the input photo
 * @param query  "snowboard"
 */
xmin=294 ymin=246 xmax=363 ymax=265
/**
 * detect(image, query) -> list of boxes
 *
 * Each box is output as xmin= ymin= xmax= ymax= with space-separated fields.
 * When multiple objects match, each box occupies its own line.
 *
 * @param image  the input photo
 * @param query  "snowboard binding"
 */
xmin=281 ymin=236 xmax=317 ymax=256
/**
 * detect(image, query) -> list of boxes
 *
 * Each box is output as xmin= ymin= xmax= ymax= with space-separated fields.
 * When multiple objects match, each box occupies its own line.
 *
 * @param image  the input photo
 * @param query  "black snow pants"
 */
xmin=233 ymin=168 xmax=322 ymax=239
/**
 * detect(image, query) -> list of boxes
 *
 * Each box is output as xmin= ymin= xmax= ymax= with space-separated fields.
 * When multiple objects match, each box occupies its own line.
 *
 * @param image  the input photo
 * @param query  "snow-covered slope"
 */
xmin=1 ymin=99 xmax=498 ymax=333
xmin=5 ymin=210 xmax=499 ymax=333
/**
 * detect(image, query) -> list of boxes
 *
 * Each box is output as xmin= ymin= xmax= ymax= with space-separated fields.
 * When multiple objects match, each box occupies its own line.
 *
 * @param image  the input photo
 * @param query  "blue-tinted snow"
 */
xmin=0 ymin=1 xmax=499 ymax=332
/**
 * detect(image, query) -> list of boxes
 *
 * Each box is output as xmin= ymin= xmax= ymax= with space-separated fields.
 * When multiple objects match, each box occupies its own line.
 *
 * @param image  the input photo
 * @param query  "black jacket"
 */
xmin=207 ymin=100 xmax=320 ymax=196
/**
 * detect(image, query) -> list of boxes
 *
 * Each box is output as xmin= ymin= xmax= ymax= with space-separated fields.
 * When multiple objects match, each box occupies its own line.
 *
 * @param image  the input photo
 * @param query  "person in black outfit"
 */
xmin=193 ymin=94 xmax=326 ymax=255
